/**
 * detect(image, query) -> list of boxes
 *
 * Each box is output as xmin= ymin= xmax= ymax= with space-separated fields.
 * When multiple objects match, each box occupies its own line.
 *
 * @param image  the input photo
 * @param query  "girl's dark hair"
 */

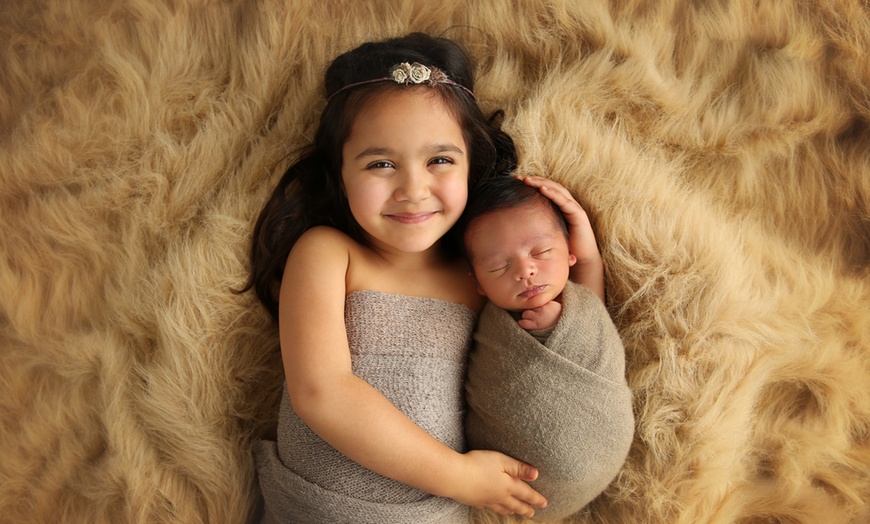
xmin=459 ymin=176 xmax=569 ymax=262
xmin=244 ymin=32 xmax=518 ymax=320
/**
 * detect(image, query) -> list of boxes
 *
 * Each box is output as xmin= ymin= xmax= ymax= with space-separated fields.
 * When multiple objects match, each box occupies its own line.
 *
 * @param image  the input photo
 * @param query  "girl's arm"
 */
xmin=279 ymin=226 xmax=547 ymax=517
xmin=520 ymin=176 xmax=605 ymax=302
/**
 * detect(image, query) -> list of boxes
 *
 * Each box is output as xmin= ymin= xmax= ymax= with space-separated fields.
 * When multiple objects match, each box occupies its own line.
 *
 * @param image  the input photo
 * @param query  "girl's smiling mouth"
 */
xmin=385 ymin=212 xmax=438 ymax=224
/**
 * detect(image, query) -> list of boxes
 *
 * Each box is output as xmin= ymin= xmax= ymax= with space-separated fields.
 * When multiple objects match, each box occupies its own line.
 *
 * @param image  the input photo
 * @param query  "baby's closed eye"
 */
xmin=487 ymin=263 xmax=509 ymax=274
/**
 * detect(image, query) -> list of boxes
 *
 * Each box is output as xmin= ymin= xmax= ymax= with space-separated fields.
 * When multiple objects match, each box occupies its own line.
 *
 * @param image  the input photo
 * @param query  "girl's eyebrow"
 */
xmin=354 ymin=146 xmax=394 ymax=160
xmin=353 ymin=143 xmax=465 ymax=160
xmin=429 ymin=143 xmax=465 ymax=155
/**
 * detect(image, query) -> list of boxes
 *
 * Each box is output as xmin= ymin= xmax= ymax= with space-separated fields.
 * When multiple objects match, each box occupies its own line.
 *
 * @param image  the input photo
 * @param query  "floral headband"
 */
xmin=327 ymin=62 xmax=475 ymax=101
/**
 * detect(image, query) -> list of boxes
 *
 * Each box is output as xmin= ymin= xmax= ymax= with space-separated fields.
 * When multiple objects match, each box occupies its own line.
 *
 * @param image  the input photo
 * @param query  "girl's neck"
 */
xmin=358 ymin=232 xmax=449 ymax=270
xmin=347 ymin=236 xmax=482 ymax=312
xmin=370 ymin=243 xmax=450 ymax=271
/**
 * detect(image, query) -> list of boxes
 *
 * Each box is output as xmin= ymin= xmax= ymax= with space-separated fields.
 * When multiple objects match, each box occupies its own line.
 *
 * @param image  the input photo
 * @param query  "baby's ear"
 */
xmin=468 ymin=271 xmax=488 ymax=297
xmin=568 ymin=254 xmax=577 ymax=267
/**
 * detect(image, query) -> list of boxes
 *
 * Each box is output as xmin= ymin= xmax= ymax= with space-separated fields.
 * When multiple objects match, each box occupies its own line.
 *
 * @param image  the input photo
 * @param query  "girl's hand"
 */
xmin=519 ymin=175 xmax=605 ymax=302
xmin=518 ymin=300 xmax=562 ymax=330
xmin=447 ymin=450 xmax=547 ymax=517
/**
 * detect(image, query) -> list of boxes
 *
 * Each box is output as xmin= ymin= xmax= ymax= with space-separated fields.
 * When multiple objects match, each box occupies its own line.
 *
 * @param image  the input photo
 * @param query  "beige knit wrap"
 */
xmin=466 ymin=281 xmax=634 ymax=521
xmin=255 ymin=290 xmax=475 ymax=524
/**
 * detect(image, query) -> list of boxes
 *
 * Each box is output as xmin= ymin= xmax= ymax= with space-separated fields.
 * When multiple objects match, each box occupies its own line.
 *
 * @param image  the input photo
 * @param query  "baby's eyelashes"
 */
xmin=486 ymin=263 xmax=509 ymax=274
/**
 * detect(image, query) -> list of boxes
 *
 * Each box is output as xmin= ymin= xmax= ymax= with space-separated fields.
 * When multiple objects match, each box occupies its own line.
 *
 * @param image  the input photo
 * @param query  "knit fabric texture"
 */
xmin=255 ymin=290 xmax=475 ymax=523
xmin=466 ymin=282 xmax=634 ymax=521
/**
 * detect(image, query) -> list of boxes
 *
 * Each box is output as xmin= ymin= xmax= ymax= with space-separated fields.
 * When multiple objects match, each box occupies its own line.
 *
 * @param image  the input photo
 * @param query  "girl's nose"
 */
xmin=394 ymin=169 xmax=430 ymax=203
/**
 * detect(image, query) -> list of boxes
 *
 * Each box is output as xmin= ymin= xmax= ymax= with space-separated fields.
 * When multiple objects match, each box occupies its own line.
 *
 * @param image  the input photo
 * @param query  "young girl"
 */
xmin=245 ymin=33 xmax=550 ymax=523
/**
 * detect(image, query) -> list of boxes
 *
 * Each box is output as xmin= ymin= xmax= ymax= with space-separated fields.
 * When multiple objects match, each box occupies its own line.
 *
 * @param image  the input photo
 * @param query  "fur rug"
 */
xmin=2 ymin=1 xmax=868 ymax=522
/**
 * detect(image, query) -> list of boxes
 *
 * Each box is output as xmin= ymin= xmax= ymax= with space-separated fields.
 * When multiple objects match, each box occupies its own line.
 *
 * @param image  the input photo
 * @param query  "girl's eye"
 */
xmin=367 ymin=161 xmax=394 ymax=170
xmin=429 ymin=156 xmax=454 ymax=166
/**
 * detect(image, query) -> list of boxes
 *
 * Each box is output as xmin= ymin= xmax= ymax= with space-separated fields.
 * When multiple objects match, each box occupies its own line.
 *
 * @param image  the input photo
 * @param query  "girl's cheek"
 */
xmin=456 ymin=181 xmax=470 ymax=208
xmin=447 ymin=171 xmax=470 ymax=200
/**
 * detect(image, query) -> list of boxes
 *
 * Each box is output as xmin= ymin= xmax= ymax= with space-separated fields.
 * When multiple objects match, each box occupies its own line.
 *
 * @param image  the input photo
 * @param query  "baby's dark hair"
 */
xmin=460 ymin=176 xmax=569 ymax=263
xmin=245 ymin=33 xmax=518 ymax=320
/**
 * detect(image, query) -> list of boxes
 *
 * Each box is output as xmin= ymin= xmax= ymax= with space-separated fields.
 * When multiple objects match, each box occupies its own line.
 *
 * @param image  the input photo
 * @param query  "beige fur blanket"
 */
xmin=1 ymin=1 xmax=868 ymax=523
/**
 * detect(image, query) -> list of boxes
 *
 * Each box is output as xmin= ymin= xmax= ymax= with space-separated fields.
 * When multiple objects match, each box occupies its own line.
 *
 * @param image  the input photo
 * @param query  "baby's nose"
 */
xmin=515 ymin=261 xmax=536 ymax=280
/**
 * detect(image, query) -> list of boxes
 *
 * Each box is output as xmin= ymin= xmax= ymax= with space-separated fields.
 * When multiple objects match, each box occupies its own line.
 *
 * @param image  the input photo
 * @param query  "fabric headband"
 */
xmin=327 ymin=62 xmax=475 ymax=101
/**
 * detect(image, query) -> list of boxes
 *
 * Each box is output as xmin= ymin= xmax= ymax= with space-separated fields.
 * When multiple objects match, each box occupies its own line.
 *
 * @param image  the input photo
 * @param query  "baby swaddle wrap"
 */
xmin=255 ymin=290 xmax=475 ymax=524
xmin=466 ymin=281 xmax=634 ymax=521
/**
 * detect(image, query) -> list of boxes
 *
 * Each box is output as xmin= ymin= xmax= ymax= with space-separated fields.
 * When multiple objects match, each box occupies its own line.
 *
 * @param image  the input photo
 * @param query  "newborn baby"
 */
xmin=461 ymin=176 xmax=634 ymax=521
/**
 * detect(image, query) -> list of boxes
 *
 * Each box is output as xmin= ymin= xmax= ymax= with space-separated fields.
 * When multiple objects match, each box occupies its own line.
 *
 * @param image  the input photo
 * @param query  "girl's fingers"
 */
xmin=515 ymin=497 xmax=539 ymax=517
xmin=519 ymin=462 xmax=539 ymax=481
xmin=519 ymin=175 xmax=585 ymax=218
xmin=498 ymin=457 xmax=547 ymax=513
xmin=493 ymin=501 xmax=535 ymax=518
xmin=519 ymin=484 xmax=548 ymax=510
xmin=520 ymin=175 xmax=569 ymax=197
xmin=504 ymin=457 xmax=539 ymax=481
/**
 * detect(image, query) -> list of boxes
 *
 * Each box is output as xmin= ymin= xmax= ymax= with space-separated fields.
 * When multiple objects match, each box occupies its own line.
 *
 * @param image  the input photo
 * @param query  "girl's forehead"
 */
xmin=352 ymin=89 xmax=460 ymax=126
xmin=344 ymin=89 xmax=467 ymax=150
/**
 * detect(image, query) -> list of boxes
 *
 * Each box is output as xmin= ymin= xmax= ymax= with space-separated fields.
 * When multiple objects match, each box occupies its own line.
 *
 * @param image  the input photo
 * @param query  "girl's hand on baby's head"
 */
xmin=449 ymin=450 xmax=547 ymax=517
xmin=519 ymin=175 xmax=606 ymax=302
xmin=518 ymin=175 xmax=598 ymax=260
xmin=517 ymin=175 xmax=589 ymax=229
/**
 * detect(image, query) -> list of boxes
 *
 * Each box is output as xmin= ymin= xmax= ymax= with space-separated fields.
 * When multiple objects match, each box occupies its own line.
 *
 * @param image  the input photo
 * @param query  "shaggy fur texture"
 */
xmin=1 ymin=1 xmax=868 ymax=522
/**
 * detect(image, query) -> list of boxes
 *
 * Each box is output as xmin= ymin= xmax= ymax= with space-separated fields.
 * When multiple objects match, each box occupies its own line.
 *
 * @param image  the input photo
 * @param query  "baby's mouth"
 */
xmin=518 ymin=285 xmax=547 ymax=298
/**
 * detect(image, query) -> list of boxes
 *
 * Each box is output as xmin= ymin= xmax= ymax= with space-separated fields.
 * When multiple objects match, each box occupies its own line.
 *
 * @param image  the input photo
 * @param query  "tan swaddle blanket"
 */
xmin=466 ymin=281 xmax=634 ymax=521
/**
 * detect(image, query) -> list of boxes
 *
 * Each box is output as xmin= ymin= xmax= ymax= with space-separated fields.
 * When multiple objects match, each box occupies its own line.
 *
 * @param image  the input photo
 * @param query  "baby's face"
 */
xmin=466 ymin=201 xmax=576 ymax=312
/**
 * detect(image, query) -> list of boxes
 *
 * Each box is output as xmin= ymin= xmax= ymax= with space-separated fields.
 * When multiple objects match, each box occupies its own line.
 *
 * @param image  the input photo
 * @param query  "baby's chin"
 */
xmin=503 ymin=293 xmax=559 ymax=312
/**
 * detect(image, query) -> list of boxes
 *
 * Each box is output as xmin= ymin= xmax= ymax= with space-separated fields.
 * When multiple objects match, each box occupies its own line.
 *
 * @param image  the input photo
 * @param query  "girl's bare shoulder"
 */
xmin=292 ymin=226 xmax=365 ymax=261
xmin=294 ymin=227 xmax=482 ymax=311
xmin=292 ymin=226 xmax=378 ymax=283
xmin=296 ymin=225 xmax=354 ymax=247
xmin=284 ymin=226 xmax=359 ymax=284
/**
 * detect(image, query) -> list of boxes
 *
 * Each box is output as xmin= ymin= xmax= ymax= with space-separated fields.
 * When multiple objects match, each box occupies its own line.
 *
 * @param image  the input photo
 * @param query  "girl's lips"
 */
xmin=518 ymin=285 xmax=547 ymax=298
xmin=386 ymin=212 xmax=437 ymax=224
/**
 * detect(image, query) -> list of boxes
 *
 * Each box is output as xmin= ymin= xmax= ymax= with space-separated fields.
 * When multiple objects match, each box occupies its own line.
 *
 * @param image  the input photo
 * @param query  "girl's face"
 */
xmin=466 ymin=201 xmax=577 ymax=312
xmin=341 ymin=89 xmax=469 ymax=258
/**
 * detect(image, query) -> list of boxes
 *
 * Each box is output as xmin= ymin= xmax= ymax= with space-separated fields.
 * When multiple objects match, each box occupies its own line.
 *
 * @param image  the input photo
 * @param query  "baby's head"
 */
xmin=461 ymin=176 xmax=577 ymax=312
